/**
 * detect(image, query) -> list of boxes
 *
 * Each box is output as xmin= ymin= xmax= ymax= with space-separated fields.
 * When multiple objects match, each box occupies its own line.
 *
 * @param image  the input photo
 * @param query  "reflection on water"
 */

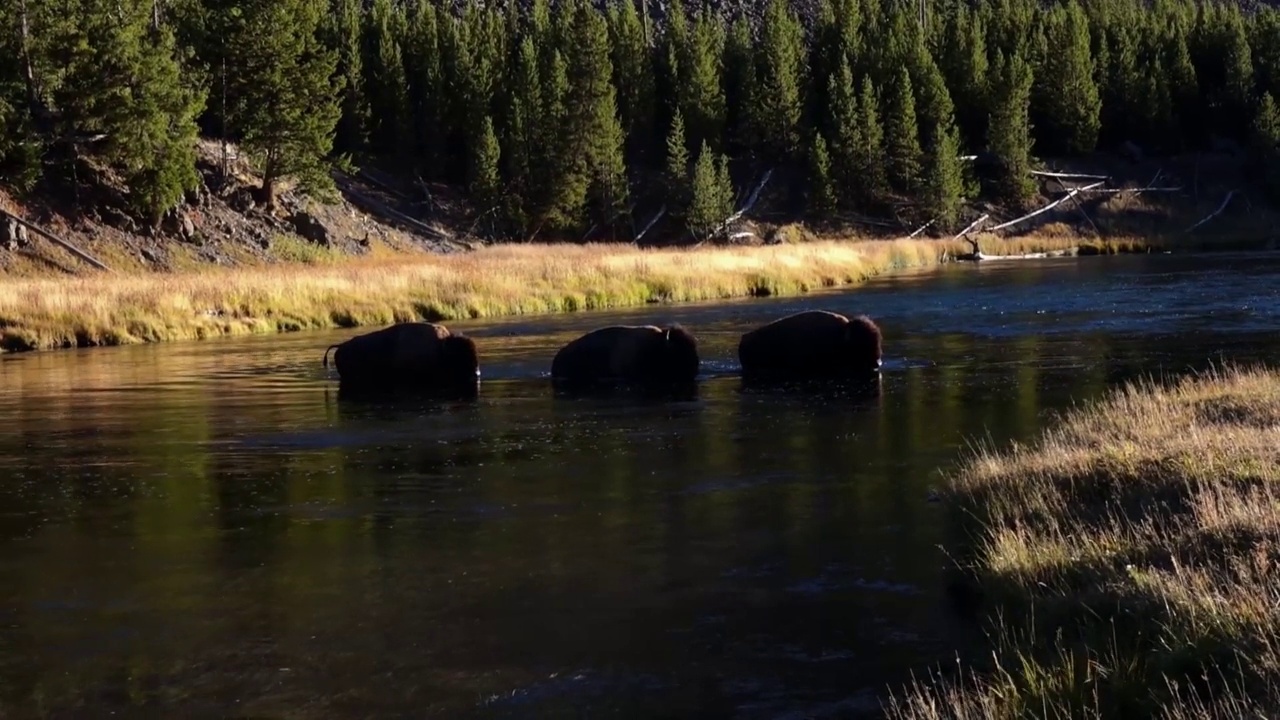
xmin=0 ymin=252 xmax=1278 ymax=717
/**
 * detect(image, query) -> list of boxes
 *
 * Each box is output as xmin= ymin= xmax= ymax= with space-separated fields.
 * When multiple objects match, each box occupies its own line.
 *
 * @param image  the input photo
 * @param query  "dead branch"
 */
xmin=908 ymin=218 xmax=936 ymax=237
xmin=0 ymin=208 xmax=111 ymax=271
xmin=634 ymin=204 xmax=666 ymax=243
xmin=1184 ymin=189 xmax=1238 ymax=233
xmin=338 ymin=178 xmax=451 ymax=241
xmin=989 ymin=181 xmax=1105 ymax=232
xmin=953 ymin=214 xmax=989 ymax=239
xmin=1030 ymin=170 xmax=1111 ymax=181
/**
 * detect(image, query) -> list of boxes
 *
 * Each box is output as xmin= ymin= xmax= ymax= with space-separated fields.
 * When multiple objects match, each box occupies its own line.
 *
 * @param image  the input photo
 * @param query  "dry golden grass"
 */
xmin=886 ymin=364 xmax=1280 ymax=719
xmin=0 ymin=235 xmax=1124 ymax=353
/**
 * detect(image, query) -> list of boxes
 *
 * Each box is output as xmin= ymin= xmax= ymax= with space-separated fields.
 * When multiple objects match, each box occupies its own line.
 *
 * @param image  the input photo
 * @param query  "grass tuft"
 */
xmin=888 ymin=364 xmax=1280 ymax=719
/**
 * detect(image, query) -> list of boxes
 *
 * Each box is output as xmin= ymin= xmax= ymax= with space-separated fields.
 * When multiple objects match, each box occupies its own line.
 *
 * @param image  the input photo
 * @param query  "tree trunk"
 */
xmin=261 ymin=172 xmax=278 ymax=209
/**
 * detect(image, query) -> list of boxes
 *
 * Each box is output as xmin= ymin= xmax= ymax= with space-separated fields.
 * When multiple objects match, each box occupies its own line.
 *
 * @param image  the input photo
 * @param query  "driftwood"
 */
xmin=0 ymin=208 xmax=111 ymax=271
xmin=989 ymin=181 xmax=1106 ymax=232
xmin=953 ymin=214 xmax=989 ymax=239
xmin=634 ymin=204 xmax=666 ymax=243
xmin=908 ymin=218 xmax=936 ymax=237
xmin=1184 ymin=189 xmax=1238 ymax=233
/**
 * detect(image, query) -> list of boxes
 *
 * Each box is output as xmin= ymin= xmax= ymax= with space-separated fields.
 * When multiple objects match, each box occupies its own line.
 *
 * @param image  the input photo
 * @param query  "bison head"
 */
xmin=657 ymin=324 xmax=700 ymax=382
xmin=439 ymin=334 xmax=481 ymax=384
xmin=843 ymin=315 xmax=883 ymax=373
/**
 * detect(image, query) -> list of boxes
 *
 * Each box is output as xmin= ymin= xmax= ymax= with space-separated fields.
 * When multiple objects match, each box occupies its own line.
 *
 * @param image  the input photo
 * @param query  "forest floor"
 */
xmin=886 ymin=364 xmax=1280 ymax=719
xmin=0 ymin=140 xmax=1276 ymax=353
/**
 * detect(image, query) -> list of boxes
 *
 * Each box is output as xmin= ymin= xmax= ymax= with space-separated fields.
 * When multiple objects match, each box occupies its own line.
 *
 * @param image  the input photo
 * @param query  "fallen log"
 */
xmin=989 ymin=181 xmax=1106 ymax=232
xmin=706 ymin=168 xmax=773 ymax=241
xmin=634 ymin=204 xmax=666 ymax=243
xmin=952 ymin=214 xmax=988 ymax=239
xmin=1184 ymin=189 xmax=1238 ymax=233
xmin=908 ymin=218 xmax=936 ymax=237
xmin=1030 ymin=170 xmax=1111 ymax=181
xmin=0 ymin=208 xmax=111 ymax=271
xmin=337 ymin=179 xmax=451 ymax=242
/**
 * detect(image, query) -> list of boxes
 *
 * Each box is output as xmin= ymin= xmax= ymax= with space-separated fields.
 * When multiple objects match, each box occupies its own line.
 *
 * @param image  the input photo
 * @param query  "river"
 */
xmin=1 ymin=251 xmax=1278 ymax=718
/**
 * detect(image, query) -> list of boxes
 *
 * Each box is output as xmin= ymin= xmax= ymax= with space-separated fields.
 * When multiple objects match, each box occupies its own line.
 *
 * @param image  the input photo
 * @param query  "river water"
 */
xmin=1 ymin=252 xmax=1278 ymax=718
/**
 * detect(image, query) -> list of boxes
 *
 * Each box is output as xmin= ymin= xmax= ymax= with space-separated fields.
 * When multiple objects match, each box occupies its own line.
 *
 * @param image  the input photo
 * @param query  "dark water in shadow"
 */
xmin=1 ymin=252 xmax=1278 ymax=718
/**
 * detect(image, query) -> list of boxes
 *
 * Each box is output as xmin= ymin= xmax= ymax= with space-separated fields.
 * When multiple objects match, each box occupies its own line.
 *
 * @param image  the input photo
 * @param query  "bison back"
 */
xmin=552 ymin=325 xmax=661 ymax=382
xmin=738 ymin=310 xmax=851 ymax=378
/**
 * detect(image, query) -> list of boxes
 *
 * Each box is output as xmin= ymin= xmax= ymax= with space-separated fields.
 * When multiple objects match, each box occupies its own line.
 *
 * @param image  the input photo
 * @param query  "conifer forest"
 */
xmin=3 ymin=0 xmax=1280 ymax=242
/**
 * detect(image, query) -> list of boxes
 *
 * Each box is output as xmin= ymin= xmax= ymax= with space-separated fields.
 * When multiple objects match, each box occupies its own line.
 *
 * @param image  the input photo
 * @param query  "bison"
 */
xmin=550 ymin=324 xmax=700 ymax=388
xmin=738 ymin=310 xmax=882 ymax=382
xmin=322 ymin=322 xmax=480 ymax=395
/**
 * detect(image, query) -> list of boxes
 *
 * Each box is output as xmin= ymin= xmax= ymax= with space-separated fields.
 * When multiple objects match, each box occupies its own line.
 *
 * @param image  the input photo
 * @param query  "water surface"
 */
xmin=1 ymin=252 xmax=1278 ymax=718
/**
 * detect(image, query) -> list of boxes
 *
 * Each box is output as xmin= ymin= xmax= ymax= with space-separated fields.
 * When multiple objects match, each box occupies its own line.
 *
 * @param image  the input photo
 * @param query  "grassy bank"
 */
xmin=887 ymin=365 xmax=1280 ymax=718
xmin=0 ymin=234 xmax=1144 ymax=353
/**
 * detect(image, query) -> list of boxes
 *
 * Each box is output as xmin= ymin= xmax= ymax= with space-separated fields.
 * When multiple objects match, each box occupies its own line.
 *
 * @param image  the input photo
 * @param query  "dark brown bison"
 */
xmin=550 ymin=324 xmax=700 ymax=387
xmin=322 ymin=322 xmax=480 ymax=393
xmin=738 ymin=310 xmax=882 ymax=381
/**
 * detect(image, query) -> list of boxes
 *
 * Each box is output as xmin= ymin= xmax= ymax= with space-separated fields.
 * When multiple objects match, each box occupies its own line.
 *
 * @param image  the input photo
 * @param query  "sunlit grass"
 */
xmin=886 ymin=364 xmax=1280 ymax=719
xmin=0 ymin=236 xmax=1140 ymax=352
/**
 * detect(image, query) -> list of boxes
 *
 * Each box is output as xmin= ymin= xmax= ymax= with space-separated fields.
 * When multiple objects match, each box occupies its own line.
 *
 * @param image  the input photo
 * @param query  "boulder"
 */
xmin=289 ymin=211 xmax=332 ymax=246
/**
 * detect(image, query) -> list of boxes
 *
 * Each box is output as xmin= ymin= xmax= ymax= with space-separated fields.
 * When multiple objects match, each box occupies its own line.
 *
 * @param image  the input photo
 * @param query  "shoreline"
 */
xmin=888 ymin=364 xmax=1280 ymax=718
xmin=0 ymin=234 xmax=1265 ymax=356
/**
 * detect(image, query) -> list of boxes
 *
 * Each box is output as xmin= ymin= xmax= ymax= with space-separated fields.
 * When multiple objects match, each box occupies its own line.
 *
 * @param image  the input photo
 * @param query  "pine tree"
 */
xmin=681 ymin=10 xmax=726 ymax=152
xmin=1033 ymin=1 xmax=1100 ymax=156
xmin=687 ymin=140 xmax=733 ymax=238
xmin=751 ymin=0 xmax=806 ymax=163
xmin=470 ymin=115 xmax=502 ymax=214
xmin=362 ymin=0 xmax=410 ymax=159
xmin=987 ymin=50 xmax=1036 ymax=204
xmin=608 ymin=0 xmax=655 ymax=167
xmin=826 ymin=57 xmax=861 ymax=205
xmin=1250 ymin=92 xmax=1280 ymax=201
xmin=808 ymin=131 xmax=837 ymax=217
xmin=854 ymin=76 xmax=888 ymax=205
xmin=47 ymin=0 xmax=204 ymax=223
xmin=665 ymin=109 xmax=691 ymax=216
xmin=883 ymin=67 xmax=923 ymax=194
xmin=921 ymin=119 xmax=965 ymax=229
xmin=226 ymin=0 xmax=342 ymax=207
xmin=722 ymin=17 xmax=756 ymax=155
xmin=325 ymin=0 xmax=366 ymax=154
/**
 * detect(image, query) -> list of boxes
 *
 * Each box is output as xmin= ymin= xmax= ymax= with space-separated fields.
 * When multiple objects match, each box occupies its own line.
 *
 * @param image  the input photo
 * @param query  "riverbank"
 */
xmin=0 ymin=234 xmax=1159 ymax=354
xmin=887 ymin=365 xmax=1280 ymax=718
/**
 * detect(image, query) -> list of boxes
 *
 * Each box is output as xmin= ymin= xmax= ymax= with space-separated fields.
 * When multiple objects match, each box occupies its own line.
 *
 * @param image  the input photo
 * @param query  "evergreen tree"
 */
xmin=808 ymin=131 xmax=837 ymax=216
xmin=47 ymin=0 xmax=204 ymax=223
xmin=226 ymin=0 xmax=342 ymax=207
xmin=721 ymin=17 xmax=756 ymax=155
xmin=987 ymin=50 xmax=1036 ymax=204
xmin=325 ymin=0 xmax=366 ymax=154
xmin=938 ymin=5 xmax=990 ymax=151
xmin=681 ymin=10 xmax=726 ymax=152
xmin=1250 ymin=92 xmax=1280 ymax=201
xmin=1032 ymin=0 xmax=1100 ymax=156
xmin=883 ymin=67 xmax=923 ymax=194
xmin=665 ymin=109 xmax=691 ymax=216
xmin=687 ymin=139 xmax=733 ymax=238
xmin=751 ymin=0 xmax=806 ymax=163
xmin=362 ymin=0 xmax=410 ymax=159
xmin=470 ymin=115 xmax=502 ymax=214
xmin=826 ymin=57 xmax=861 ymax=205
xmin=854 ymin=76 xmax=888 ymax=204
xmin=607 ymin=0 xmax=655 ymax=167
xmin=921 ymin=119 xmax=965 ymax=229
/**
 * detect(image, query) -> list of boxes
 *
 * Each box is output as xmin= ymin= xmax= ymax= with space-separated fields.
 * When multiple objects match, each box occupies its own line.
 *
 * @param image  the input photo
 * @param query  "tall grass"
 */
xmin=0 ymin=236 xmax=1121 ymax=353
xmin=886 ymin=364 xmax=1280 ymax=719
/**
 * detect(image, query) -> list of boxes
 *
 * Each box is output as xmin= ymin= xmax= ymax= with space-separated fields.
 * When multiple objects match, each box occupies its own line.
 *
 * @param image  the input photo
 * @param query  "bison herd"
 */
xmin=322 ymin=309 xmax=883 ymax=397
